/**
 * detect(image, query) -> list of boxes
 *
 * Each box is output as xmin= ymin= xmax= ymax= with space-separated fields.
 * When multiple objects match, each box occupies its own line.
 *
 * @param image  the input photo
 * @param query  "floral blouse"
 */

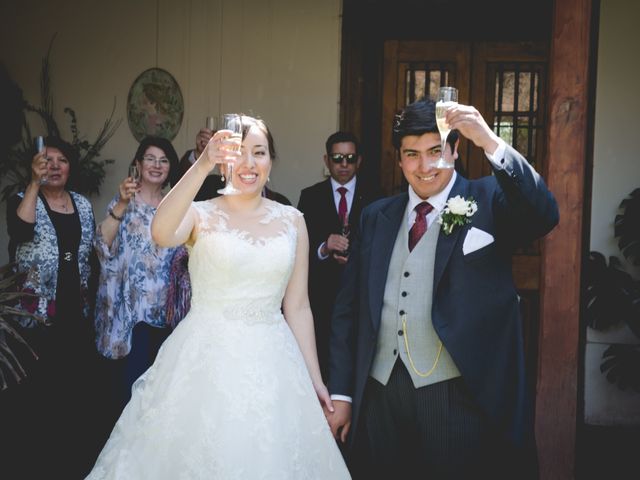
xmin=94 ymin=195 xmax=184 ymax=359
xmin=8 ymin=191 xmax=95 ymax=327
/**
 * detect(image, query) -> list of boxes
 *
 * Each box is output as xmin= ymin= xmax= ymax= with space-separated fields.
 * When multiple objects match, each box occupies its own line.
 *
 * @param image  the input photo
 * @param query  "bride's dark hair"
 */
xmin=240 ymin=115 xmax=277 ymax=161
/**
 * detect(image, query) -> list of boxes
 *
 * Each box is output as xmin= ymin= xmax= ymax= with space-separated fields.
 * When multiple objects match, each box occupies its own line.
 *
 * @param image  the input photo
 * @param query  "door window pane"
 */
xmin=404 ymin=63 xmax=453 ymax=104
xmin=491 ymin=63 xmax=545 ymax=170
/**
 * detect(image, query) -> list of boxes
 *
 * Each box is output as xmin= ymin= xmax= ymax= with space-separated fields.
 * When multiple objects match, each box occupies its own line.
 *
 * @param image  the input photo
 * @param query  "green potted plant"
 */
xmin=0 ymin=35 xmax=121 ymax=202
xmin=0 ymin=263 xmax=45 ymax=390
xmin=585 ymin=188 xmax=640 ymax=392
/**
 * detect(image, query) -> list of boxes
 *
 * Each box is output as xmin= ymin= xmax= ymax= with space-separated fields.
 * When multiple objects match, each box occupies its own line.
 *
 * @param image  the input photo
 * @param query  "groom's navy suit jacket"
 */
xmin=328 ymin=145 xmax=559 ymax=447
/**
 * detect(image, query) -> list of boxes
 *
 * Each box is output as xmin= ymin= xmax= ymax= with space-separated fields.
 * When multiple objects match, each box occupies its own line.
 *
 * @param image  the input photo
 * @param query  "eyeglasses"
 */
xmin=329 ymin=153 xmax=358 ymax=164
xmin=141 ymin=155 xmax=170 ymax=167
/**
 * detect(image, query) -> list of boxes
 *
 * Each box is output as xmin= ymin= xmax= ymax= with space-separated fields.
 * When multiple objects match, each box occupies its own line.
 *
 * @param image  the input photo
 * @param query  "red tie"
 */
xmin=337 ymin=187 xmax=348 ymax=224
xmin=408 ymin=201 xmax=434 ymax=252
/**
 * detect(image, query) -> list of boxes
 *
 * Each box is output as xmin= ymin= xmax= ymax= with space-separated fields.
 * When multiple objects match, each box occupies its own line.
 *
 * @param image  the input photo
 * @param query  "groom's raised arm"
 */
xmin=489 ymin=144 xmax=560 ymax=242
xmin=447 ymin=103 xmax=559 ymax=244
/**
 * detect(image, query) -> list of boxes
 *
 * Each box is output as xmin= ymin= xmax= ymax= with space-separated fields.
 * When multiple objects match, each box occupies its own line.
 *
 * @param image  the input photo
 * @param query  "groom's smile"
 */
xmin=399 ymin=132 xmax=458 ymax=199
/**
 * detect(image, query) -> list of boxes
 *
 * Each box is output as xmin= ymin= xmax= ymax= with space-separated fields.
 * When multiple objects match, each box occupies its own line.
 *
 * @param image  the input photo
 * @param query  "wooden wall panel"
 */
xmin=536 ymin=0 xmax=593 ymax=478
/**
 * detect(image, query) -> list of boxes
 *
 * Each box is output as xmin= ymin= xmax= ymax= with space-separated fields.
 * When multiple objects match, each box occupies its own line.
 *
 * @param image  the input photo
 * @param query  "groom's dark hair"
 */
xmin=392 ymin=98 xmax=459 ymax=152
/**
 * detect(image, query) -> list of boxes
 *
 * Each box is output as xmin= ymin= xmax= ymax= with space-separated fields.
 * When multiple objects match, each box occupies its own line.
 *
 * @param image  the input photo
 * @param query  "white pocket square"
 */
xmin=462 ymin=227 xmax=494 ymax=255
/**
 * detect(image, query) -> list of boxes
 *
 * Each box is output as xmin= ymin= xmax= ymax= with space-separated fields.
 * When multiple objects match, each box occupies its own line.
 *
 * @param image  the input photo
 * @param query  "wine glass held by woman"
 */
xmin=85 ymin=117 xmax=350 ymax=479
xmin=4 ymin=136 xmax=102 ymax=478
xmin=93 ymin=136 xmax=186 ymax=417
xmin=216 ymin=113 xmax=243 ymax=195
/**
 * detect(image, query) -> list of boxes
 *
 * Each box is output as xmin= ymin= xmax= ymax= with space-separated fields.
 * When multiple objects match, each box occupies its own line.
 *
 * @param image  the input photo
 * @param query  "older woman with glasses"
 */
xmin=94 ymin=136 xmax=184 ymax=419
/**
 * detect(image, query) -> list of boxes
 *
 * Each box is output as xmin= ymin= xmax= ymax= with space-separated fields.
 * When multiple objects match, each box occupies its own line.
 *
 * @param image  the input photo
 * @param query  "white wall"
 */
xmin=586 ymin=0 xmax=640 ymax=425
xmin=0 ymin=0 xmax=342 ymax=265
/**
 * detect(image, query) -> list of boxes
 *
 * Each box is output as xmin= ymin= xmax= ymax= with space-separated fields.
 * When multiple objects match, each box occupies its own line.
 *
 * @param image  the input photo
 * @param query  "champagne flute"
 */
xmin=129 ymin=160 xmax=140 ymax=197
xmin=340 ymin=215 xmax=351 ymax=258
xmin=432 ymin=86 xmax=458 ymax=169
xmin=129 ymin=160 xmax=142 ymax=212
xmin=217 ymin=113 xmax=243 ymax=195
xmin=35 ymin=136 xmax=48 ymax=185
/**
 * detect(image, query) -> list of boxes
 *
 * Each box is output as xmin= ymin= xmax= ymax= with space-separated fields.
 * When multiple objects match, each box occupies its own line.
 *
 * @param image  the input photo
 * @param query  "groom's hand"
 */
xmin=327 ymin=400 xmax=352 ymax=443
xmin=447 ymin=104 xmax=500 ymax=155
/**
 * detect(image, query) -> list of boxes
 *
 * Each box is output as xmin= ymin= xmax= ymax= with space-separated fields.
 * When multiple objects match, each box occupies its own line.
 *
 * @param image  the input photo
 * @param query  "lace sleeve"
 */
xmin=191 ymin=200 xmax=226 ymax=240
xmin=190 ymin=201 xmax=205 ymax=240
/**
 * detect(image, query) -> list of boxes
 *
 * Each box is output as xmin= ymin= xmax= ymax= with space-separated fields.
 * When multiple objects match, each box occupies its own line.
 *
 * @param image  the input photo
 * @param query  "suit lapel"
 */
xmin=369 ymin=194 xmax=407 ymax=332
xmin=433 ymin=175 xmax=469 ymax=295
xmin=320 ymin=179 xmax=341 ymax=231
xmin=322 ymin=178 xmax=336 ymax=213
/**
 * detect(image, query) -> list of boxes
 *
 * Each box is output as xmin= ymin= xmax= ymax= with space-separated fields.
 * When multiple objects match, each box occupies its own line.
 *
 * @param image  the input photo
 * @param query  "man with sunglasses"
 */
xmin=297 ymin=131 xmax=381 ymax=383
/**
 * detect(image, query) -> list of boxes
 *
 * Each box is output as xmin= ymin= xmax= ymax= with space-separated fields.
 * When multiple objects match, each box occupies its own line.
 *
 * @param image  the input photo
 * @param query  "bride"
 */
xmin=86 ymin=116 xmax=350 ymax=479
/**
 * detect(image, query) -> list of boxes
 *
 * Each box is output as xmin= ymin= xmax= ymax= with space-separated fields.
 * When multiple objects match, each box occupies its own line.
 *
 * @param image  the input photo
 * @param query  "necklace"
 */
xmin=43 ymin=192 xmax=70 ymax=212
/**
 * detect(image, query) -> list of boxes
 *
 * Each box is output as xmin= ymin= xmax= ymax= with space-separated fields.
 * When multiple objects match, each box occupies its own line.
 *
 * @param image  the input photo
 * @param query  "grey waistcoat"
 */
xmin=369 ymin=206 xmax=460 ymax=388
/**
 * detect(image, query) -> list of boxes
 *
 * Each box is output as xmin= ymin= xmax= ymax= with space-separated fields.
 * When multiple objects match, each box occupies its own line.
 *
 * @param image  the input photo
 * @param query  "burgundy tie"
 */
xmin=408 ymin=201 xmax=434 ymax=252
xmin=337 ymin=187 xmax=348 ymax=224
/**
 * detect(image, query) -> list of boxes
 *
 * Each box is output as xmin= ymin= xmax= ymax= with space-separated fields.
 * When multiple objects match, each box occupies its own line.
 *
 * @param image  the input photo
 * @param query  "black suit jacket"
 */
xmin=329 ymin=145 xmax=559 ymax=448
xmin=297 ymin=177 xmax=381 ymax=379
xmin=178 ymin=149 xmax=224 ymax=201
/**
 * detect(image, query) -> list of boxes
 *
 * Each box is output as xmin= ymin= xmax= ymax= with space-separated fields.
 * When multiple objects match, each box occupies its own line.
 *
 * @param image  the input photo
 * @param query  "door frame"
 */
xmin=339 ymin=1 xmax=595 ymax=477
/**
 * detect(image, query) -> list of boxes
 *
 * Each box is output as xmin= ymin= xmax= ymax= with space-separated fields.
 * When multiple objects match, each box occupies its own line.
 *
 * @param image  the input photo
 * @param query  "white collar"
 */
xmin=330 ymin=175 xmax=357 ymax=193
xmin=407 ymin=170 xmax=457 ymax=214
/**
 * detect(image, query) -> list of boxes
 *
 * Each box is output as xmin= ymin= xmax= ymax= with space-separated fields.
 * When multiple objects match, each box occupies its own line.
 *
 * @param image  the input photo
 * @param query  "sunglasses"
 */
xmin=329 ymin=153 xmax=358 ymax=164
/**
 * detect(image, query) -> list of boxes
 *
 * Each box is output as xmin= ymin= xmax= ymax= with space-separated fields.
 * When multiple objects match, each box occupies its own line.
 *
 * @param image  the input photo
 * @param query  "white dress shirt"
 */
xmin=317 ymin=176 xmax=358 ymax=260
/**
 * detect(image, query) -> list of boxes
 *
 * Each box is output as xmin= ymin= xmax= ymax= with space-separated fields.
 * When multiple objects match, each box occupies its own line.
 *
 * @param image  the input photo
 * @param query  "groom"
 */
xmin=326 ymin=98 xmax=559 ymax=479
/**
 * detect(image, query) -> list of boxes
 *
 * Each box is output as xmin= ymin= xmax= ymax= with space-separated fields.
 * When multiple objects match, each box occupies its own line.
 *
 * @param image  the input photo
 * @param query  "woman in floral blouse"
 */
xmin=94 ymin=136 xmax=184 ymax=416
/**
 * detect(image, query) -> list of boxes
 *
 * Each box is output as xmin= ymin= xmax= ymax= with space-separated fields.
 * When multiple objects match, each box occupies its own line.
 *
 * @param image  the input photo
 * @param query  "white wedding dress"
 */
xmin=87 ymin=200 xmax=350 ymax=479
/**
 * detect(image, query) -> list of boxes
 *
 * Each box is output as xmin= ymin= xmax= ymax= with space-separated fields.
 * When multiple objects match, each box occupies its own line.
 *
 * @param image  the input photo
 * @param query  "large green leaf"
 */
xmin=601 ymin=344 xmax=640 ymax=393
xmin=615 ymin=188 xmax=640 ymax=266
xmin=584 ymin=252 xmax=640 ymax=332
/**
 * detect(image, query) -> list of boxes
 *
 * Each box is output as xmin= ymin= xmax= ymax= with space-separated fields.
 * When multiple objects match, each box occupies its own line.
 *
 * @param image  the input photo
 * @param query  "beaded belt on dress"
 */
xmin=220 ymin=302 xmax=282 ymax=325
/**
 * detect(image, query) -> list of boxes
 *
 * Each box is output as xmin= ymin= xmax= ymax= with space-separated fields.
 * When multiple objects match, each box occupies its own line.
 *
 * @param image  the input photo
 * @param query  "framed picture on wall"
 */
xmin=127 ymin=67 xmax=184 ymax=141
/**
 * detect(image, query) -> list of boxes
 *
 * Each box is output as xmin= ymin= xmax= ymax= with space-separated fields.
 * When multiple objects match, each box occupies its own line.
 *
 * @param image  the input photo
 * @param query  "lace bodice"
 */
xmin=188 ymin=199 xmax=301 ymax=322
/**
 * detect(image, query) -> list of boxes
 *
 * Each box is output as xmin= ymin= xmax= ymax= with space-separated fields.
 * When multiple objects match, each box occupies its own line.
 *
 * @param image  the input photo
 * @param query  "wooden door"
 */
xmin=381 ymin=39 xmax=549 ymax=374
xmin=381 ymin=40 xmax=471 ymax=195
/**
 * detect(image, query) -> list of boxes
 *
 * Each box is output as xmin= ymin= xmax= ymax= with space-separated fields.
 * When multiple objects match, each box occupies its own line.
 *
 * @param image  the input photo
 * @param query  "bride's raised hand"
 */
xmin=198 ymin=129 xmax=241 ymax=175
xmin=314 ymin=382 xmax=335 ymax=414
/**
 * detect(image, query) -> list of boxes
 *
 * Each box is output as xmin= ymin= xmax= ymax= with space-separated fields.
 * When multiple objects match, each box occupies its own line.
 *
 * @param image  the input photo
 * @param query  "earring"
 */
xmin=267 ymin=176 xmax=270 ymax=182
xmin=220 ymin=173 xmax=225 ymax=182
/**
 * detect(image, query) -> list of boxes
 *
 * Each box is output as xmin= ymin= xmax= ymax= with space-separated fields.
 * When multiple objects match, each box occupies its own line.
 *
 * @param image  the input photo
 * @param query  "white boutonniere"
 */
xmin=438 ymin=195 xmax=478 ymax=235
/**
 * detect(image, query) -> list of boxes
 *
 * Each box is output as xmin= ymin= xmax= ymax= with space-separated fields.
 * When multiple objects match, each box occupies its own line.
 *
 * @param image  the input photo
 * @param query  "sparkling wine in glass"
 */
xmin=128 ymin=163 xmax=141 ymax=196
xmin=433 ymin=86 xmax=458 ymax=169
xmin=340 ymin=215 xmax=350 ymax=258
xmin=35 ymin=136 xmax=48 ymax=185
xmin=217 ymin=113 xmax=242 ymax=195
